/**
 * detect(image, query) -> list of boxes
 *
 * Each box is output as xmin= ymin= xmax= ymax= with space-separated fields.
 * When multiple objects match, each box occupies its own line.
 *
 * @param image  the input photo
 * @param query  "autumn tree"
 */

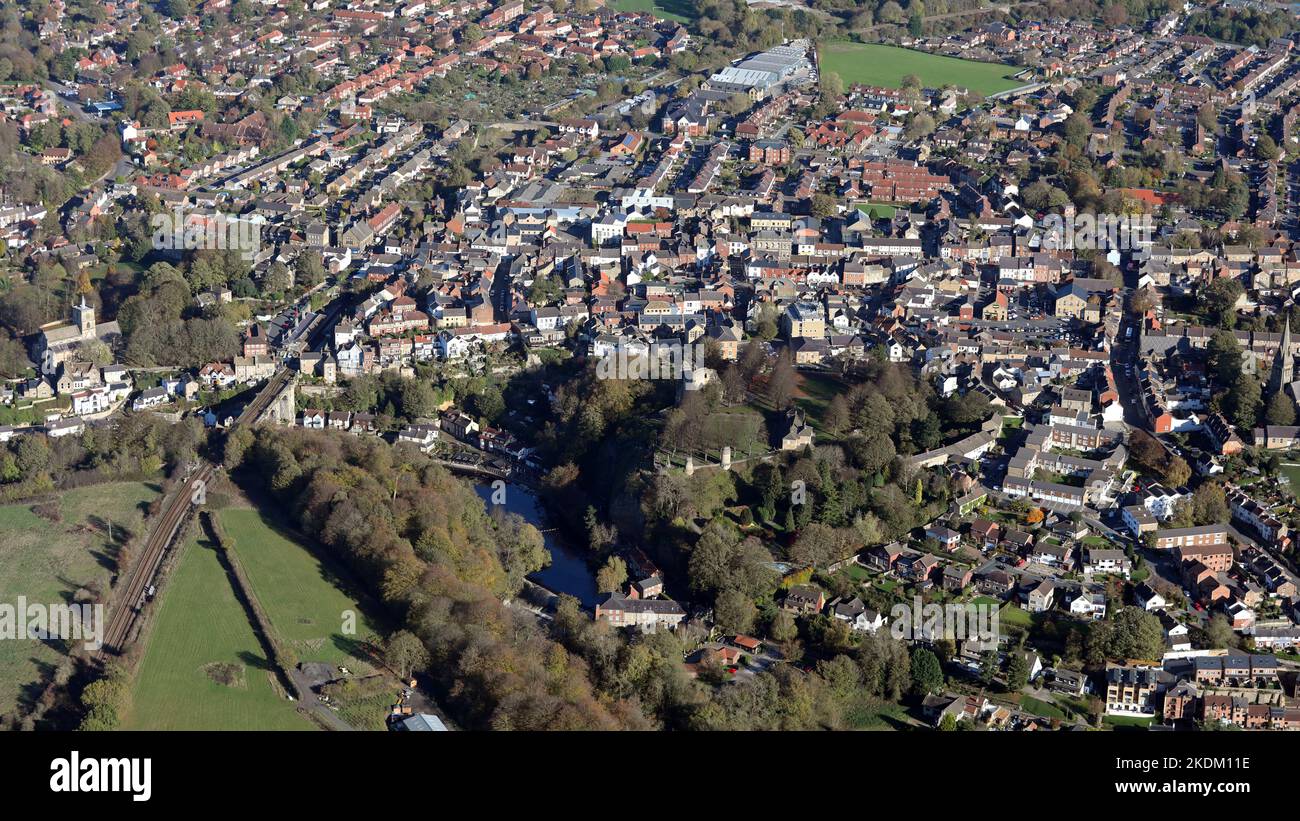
xmin=596 ymin=555 xmax=628 ymax=593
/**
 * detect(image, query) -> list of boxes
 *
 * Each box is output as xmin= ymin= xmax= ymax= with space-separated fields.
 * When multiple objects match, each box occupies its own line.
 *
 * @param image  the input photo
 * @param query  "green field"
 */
xmin=609 ymin=0 xmax=695 ymax=23
xmin=124 ymin=530 xmax=313 ymax=731
xmin=219 ymin=507 xmax=384 ymax=669
xmin=0 ymin=482 xmax=160 ymax=717
xmin=818 ymin=42 xmax=1025 ymax=96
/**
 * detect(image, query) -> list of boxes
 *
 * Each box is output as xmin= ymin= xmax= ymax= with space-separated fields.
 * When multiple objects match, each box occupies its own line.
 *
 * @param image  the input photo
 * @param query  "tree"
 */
xmin=979 ymin=649 xmax=999 ymax=687
xmin=845 ymin=430 xmax=895 ymax=475
xmin=1265 ymin=391 xmax=1296 ymax=426
xmin=0 ymin=335 xmax=32 ymax=377
xmin=1204 ymin=613 xmax=1237 ymax=649
xmin=384 ymin=630 xmax=430 ymax=680
xmin=1061 ymin=112 xmax=1091 ymax=148
xmin=1163 ymin=455 xmax=1191 ymax=489
xmin=1207 ymin=329 xmax=1243 ymax=385
xmin=810 ymin=193 xmax=838 ymax=219
xmin=766 ymin=351 xmax=796 ymax=410
xmin=77 ymin=339 xmax=112 ymax=367
xmin=770 ymin=609 xmax=797 ymax=642
xmin=1223 ymin=372 xmax=1261 ymax=429
xmin=1203 ymin=278 xmax=1244 ymax=328
xmin=903 ymin=112 xmax=935 ymax=142
xmin=296 ymin=252 xmax=326 ymax=288
xmin=910 ymin=647 xmax=943 ymax=695
xmin=1005 ymin=652 xmax=1030 ymax=691
xmin=714 ymin=588 xmax=757 ymax=635
xmin=1190 ymin=482 xmax=1228 ymax=526
xmin=819 ymin=71 xmax=844 ymax=102
xmin=223 ymin=425 xmax=254 ymax=470
xmin=263 ymin=262 xmax=293 ymax=297
xmin=824 ymin=394 xmax=850 ymax=435
xmin=1087 ymin=607 xmax=1165 ymax=664
xmin=596 ymin=556 xmax=628 ymax=593
xmin=1255 ymin=134 xmax=1281 ymax=161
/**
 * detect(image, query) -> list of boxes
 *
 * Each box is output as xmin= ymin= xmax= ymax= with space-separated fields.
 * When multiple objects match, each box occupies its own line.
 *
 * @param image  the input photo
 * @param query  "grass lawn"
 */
xmin=1280 ymin=463 xmax=1300 ymax=496
xmin=218 ymin=507 xmax=386 ymax=669
xmin=609 ymin=0 xmax=695 ymax=23
xmin=124 ymin=530 xmax=313 ymax=730
xmin=0 ymin=482 xmax=160 ymax=716
xmin=818 ymin=41 xmax=1025 ymax=96
xmin=998 ymin=603 xmax=1034 ymax=629
xmin=843 ymin=695 xmax=913 ymax=729
xmin=793 ymin=371 xmax=847 ymax=431
xmin=1020 ymin=695 xmax=1066 ymax=720
xmin=1103 ymin=714 xmax=1154 ymax=728
xmin=856 ymin=203 xmax=897 ymax=219
xmin=838 ymin=563 xmax=871 ymax=583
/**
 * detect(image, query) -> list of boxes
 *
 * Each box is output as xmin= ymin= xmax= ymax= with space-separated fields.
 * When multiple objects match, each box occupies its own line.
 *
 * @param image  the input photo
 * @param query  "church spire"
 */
xmin=1274 ymin=307 xmax=1294 ymax=394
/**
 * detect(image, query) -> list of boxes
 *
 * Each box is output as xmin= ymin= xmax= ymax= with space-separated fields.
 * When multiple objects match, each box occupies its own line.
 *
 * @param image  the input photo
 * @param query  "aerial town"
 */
xmin=3 ymin=0 xmax=1300 ymax=742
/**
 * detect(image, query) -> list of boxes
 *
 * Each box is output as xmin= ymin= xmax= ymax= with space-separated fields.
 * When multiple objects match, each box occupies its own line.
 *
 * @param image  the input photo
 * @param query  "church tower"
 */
xmin=73 ymin=296 xmax=95 ymax=339
xmin=1273 ymin=309 xmax=1294 ymax=394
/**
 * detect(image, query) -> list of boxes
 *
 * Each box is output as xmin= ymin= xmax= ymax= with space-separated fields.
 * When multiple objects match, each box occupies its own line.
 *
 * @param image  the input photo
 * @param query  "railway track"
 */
xmin=97 ymin=463 xmax=214 ymax=658
xmin=96 ymin=369 xmax=290 ymax=658
xmin=96 ymin=297 xmax=344 ymax=661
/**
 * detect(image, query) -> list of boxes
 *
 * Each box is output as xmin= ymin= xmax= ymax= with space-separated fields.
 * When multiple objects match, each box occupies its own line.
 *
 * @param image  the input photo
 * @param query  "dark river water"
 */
xmin=474 ymin=482 xmax=599 ymax=608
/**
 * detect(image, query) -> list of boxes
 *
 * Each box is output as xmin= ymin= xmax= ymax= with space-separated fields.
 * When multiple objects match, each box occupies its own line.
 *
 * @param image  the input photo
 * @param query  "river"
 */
xmin=474 ymin=482 xmax=599 ymax=608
